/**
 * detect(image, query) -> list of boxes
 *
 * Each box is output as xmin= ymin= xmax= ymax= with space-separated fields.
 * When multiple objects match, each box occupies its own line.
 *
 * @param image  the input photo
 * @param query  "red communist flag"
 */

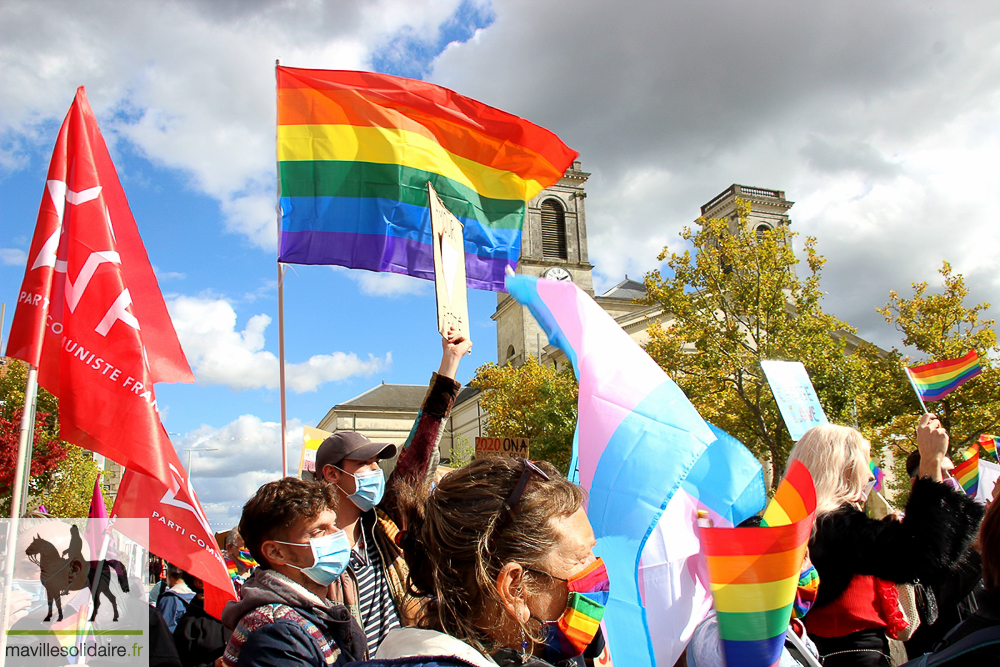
xmin=113 ymin=449 xmax=237 ymax=618
xmin=5 ymin=87 xmax=193 ymax=484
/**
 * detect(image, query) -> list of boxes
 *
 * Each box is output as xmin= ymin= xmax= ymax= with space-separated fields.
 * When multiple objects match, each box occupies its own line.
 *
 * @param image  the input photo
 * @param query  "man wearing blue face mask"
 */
xmin=220 ymin=478 xmax=367 ymax=667
xmin=316 ymin=331 xmax=472 ymax=658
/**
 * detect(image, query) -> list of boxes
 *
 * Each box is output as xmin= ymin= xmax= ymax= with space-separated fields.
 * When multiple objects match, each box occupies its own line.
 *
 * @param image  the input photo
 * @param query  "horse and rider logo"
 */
xmin=23 ymin=524 xmax=130 ymax=622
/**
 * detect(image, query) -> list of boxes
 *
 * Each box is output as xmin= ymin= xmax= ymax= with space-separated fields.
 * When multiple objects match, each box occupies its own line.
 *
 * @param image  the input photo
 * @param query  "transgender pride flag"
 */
xmin=507 ymin=274 xmax=765 ymax=667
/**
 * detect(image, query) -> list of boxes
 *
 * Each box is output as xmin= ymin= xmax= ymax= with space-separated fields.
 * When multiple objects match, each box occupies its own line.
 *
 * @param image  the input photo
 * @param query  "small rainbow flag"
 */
xmin=979 ymin=434 xmax=999 ymax=461
xmin=276 ymin=67 xmax=579 ymax=292
xmin=952 ymin=445 xmax=980 ymax=496
xmin=869 ymin=461 xmax=884 ymax=494
xmin=703 ymin=461 xmax=816 ymax=667
xmin=907 ymin=351 xmax=982 ymax=402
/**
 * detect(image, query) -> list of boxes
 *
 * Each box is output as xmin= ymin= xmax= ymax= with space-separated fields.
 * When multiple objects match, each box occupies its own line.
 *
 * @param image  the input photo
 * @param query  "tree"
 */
xmin=1 ymin=358 xmax=105 ymax=516
xmin=470 ymin=356 xmax=579 ymax=475
xmin=35 ymin=444 xmax=111 ymax=518
xmin=642 ymin=200 xmax=873 ymax=484
xmin=874 ymin=262 xmax=1000 ymax=467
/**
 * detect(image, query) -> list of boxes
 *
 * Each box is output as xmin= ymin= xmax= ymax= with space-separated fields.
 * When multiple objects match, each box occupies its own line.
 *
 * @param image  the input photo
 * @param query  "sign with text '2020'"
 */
xmin=475 ymin=437 xmax=530 ymax=460
xmin=760 ymin=360 xmax=828 ymax=441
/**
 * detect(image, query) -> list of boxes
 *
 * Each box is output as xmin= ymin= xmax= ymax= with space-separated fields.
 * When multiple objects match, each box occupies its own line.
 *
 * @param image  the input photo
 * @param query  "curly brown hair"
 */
xmin=395 ymin=456 xmax=585 ymax=653
xmin=239 ymin=477 xmax=338 ymax=570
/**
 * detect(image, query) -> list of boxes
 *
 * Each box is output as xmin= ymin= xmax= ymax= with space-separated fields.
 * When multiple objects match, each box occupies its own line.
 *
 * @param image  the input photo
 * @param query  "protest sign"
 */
xmin=429 ymin=182 xmax=471 ymax=342
xmin=475 ymin=436 xmax=529 ymax=460
xmin=976 ymin=459 xmax=1000 ymax=503
xmin=299 ymin=425 xmax=332 ymax=481
xmin=760 ymin=360 xmax=828 ymax=441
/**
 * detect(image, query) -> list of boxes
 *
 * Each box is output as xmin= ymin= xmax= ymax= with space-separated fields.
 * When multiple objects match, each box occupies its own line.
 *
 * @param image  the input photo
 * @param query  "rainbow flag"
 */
xmin=276 ymin=67 xmax=579 ymax=292
xmin=907 ymin=351 xmax=982 ymax=402
xmin=869 ymin=460 xmax=884 ymax=494
xmin=703 ymin=461 xmax=817 ymax=667
xmin=979 ymin=434 xmax=999 ymax=461
xmin=953 ymin=445 xmax=980 ymax=495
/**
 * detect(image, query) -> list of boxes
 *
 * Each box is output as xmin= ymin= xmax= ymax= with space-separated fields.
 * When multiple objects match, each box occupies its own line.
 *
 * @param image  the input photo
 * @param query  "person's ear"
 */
xmin=261 ymin=541 xmax=290 ymax=568
xmin=496 ymin=562 xmax=530 ymax=624
xmin=322 ymin=464 xmax=339 ymax=484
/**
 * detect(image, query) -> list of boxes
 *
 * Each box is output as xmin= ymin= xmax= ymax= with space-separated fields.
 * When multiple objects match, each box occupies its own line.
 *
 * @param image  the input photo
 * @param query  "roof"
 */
xmin=455 ymin=385 xmax=481 ymax=407
xmin=600 ymin=278 xmax=647 ymax=301
xmin=334 ymin=382 xmax=428 ymax=411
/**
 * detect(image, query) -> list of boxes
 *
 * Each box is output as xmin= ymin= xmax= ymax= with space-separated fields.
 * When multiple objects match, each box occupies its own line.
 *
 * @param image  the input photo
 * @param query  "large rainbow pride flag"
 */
xmin=906 ymin=351 xmax=982 ymax=402
xmin=276 ymin=67 xmax=578 ymax=292
xmin=702 ymin=461 xmax=817 ymax=667
xmin=506 ymin=274 xmax=764 ymax=667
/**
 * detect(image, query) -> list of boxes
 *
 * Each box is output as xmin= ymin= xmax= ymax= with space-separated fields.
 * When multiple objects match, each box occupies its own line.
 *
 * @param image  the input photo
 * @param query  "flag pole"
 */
xmin=903 ymin=365 xmax=929 ymax=414
xmin=0 ymin=365 xmax=38 ymax=667
xmin=275 ymin=59 xmax=287 ymax=478
xmin=278 ymin=263 xmax=288 ymax=478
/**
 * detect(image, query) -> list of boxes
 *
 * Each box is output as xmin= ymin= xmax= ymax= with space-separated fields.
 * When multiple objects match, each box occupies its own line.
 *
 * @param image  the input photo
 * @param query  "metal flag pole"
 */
xmin=275 ymin=58 xmax=288 ymax=478
xmin=1 ymin=365 xmax=39 ymax=667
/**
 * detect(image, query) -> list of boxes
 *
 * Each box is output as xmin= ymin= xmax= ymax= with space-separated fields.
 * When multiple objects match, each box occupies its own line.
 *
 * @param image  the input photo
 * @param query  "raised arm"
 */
xmin=380 ymin=329 xmax=471 ymax=521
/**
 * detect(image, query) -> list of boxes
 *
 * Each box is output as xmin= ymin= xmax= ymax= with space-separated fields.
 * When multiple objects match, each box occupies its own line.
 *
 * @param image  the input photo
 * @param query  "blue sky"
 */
xmin=4 ymin=0 xmax=1000 ymax=527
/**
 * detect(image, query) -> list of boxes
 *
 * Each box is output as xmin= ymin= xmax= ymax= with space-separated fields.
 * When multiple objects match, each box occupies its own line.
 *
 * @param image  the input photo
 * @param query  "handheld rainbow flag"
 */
xmin=979 ymin=434 xmax=999 ymax=462
xmin=905 ymin=351 xmax=982 ymax=407
xmin=703 ymin=461 xmax=817 ymax=667
xmin=952 ymin=445 xmax=980 ymax=496
xmin=276 ymin=66 xmax=579 ymax=292
xmin=869 ymin=461 xmax=884 ymax=494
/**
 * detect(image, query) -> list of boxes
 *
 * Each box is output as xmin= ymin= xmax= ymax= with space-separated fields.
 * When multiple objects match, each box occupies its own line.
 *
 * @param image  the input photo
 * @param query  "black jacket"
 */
xmin=811 ymin=477 xmax=984 ymax=610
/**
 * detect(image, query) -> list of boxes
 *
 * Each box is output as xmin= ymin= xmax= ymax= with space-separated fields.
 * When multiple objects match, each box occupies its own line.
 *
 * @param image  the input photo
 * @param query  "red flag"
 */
xmin=112 ymin=449 xmax=237 ymax=618
xmin=4 ymin=87 xmax=193 ymax=483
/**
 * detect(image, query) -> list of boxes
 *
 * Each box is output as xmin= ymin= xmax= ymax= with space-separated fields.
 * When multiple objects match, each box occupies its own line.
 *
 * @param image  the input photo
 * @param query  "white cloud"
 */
xmin=331 ymin=266 xmax=429 ymax=297
xmin=170 ymin=414 xmax=305 ymax=529
xmin=0 ymin=0 xmax=473 ymax=247
xmin=166 ymin=294 xmax=389 ymax=392
xmin=0 ymin=248 xmax=27 ymax=266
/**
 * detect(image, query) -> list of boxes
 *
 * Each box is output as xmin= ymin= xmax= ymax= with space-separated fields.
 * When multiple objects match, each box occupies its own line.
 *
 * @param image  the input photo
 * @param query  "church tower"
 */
xmin=492 ymin=161 xmax=594 ymax=366
xmin=699 ymin=184 xmax=794 ymax=236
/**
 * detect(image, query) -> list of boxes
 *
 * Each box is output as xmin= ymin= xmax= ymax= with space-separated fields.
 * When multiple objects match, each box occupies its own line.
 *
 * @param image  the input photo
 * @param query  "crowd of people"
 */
xmin=21 ymin=330 xmax=997 ymax=667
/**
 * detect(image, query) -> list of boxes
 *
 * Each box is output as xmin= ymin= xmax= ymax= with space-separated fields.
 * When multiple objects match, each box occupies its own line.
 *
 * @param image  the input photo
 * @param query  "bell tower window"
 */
xmin=540 ymin=199 xmax=568 ymax=260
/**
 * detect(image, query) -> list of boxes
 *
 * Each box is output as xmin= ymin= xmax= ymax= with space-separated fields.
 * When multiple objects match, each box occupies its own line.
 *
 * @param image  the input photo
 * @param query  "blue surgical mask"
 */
xmin=339 ymin=466 xmax=385 ymax=512
xmin=275 ymin=531 xmax=351 ymax=586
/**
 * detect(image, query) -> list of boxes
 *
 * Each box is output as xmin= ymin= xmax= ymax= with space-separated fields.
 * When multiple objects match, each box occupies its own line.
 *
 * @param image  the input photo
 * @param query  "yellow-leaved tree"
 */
xmin=470 ymin=356 xmax=578 ymax=475
xmin=641 ymin=200 xmax=881 ymax=485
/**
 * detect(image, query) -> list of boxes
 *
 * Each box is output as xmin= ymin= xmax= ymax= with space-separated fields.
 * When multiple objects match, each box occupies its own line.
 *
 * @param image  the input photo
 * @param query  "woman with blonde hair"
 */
xmin=785 ymin=415 xmax=983 ymax=667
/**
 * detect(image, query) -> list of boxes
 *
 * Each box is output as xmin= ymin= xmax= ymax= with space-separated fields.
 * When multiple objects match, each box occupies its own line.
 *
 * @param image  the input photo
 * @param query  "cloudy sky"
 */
xmin=3 ymin=0 xmax=999 ymax=528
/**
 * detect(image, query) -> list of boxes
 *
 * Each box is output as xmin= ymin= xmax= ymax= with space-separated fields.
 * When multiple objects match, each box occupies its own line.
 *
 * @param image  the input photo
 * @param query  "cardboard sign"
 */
xmin=475 ymin=436 xmax=530 ymax=459
xmin=300 ymin=425 xmax=332 ymax=481
xmin=760 ymin=360 xmax=828 ymax=441
xmin=429 ymin=182 xmax=471 ymax=342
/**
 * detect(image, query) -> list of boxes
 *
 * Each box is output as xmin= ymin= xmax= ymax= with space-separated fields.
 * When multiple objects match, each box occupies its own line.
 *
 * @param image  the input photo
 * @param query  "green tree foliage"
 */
xmin=1 ymin=358 xmax=105 ymax=516
xmin=470 ymin=356 xmax=578 ymax=475
xmin=36 ymin=444 xmax=111 ymax=518
xmin=641 ymin=200 xmax=875 ymax=483
xmin=874 ymin=262 xmax=1000 ymax=474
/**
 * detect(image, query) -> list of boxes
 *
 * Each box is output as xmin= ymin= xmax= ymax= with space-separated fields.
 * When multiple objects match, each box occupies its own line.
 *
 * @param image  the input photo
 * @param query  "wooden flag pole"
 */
xmin=903 ymin=365 xmax=929 ymax=414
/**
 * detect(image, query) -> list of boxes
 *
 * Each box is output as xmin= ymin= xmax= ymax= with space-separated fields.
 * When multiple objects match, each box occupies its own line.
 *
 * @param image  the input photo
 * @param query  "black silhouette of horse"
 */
xmin=24 ymin=532 xmax=130 ymax=622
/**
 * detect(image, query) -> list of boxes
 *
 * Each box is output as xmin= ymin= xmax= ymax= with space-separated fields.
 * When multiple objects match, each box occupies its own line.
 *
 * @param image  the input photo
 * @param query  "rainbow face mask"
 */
xmin=792 ymin=555 xmax=820 ymax=618
xmin=537 ymin=557 xmax=610 ymax=662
